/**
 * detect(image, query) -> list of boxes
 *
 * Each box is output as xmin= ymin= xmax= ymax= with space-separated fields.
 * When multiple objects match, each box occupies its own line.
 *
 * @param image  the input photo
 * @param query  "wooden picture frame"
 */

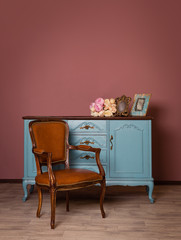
xmin=130 ymin=94 xmax=151 ymax=116
xmin=115 ymin=95 xmax=132 ymax=117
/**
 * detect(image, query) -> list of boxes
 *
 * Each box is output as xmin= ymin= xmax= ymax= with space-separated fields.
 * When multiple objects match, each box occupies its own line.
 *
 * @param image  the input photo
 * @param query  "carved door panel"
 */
xmin=109 ymin=120 xmax=151 ymax=179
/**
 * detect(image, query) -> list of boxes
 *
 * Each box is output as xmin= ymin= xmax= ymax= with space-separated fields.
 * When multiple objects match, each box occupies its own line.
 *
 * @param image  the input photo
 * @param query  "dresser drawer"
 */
xmin=68 ymin=120 xmax=106 ymax=133
xmin=69 ymin=134 xmax=107 ymax=148
xmin=69 ymin=148 xmax=107 ymax=164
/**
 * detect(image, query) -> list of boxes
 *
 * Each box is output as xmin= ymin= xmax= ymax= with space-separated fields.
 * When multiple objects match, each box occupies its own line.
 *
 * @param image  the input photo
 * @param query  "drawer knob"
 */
xmin=80 ymin=140 xmax=94 ymax=145
xmin=80 ymin=125 xmax=94 ymax=130
xmin=80 ymin=155 xmax=94 ymax=160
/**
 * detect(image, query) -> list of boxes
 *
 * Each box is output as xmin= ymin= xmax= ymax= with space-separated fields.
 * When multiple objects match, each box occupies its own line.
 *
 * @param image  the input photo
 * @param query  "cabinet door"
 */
xmin=110 ymin=120 xmax=151 ymax=178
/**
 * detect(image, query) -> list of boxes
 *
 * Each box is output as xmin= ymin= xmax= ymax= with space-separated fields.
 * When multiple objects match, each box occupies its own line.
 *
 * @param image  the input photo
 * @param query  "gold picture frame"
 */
xmin=115 ymin=95 xmax=132 ymax=117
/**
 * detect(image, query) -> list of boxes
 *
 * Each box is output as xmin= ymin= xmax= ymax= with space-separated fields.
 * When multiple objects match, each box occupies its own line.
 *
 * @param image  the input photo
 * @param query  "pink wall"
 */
xmin=0 ymin=0 xmax=181 ymax=180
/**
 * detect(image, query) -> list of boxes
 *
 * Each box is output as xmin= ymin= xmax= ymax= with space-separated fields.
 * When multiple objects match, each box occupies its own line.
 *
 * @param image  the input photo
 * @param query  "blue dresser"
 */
xmin=22 ymin=116 xmax=154 ymax=203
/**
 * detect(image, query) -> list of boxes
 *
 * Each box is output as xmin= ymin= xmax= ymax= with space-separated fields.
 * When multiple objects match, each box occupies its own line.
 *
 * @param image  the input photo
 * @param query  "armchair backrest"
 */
xmin=29 ymin=120 xmax=69 ymax=163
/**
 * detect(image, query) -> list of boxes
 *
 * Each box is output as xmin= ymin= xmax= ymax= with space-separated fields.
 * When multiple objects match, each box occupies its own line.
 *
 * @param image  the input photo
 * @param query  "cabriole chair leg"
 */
xmin=66 ymin=191 xmax=69 ymax=212
xmin=100 ymin=179 xmax=106 ymax=218
xmin=36 ymin=186 xmax=42 ymax=218
xmin=50 ymin=188 xmax=56 ymax=229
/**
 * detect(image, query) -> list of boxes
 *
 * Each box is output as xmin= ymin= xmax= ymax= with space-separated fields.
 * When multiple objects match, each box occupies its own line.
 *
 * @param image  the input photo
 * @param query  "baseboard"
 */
xmin=0 ymin=179 xmax=22 ymax=183
xmin=0 ymin=179 xmax=181 ymax=185
xmin=154 ymin=181 xmax=181 ymax=185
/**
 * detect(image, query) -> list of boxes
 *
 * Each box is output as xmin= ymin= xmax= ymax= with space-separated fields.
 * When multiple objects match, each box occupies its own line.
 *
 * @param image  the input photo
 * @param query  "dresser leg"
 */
xmin=147 ymin=182 xmax=154 ymax=203
xmin=22 ymin=180 xmax=28 ymax=202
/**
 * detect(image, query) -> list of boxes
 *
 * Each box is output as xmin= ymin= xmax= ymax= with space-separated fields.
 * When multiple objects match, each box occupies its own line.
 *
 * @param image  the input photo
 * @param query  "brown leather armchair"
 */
xmin=29 ymin=120 xmax=106 ymax=229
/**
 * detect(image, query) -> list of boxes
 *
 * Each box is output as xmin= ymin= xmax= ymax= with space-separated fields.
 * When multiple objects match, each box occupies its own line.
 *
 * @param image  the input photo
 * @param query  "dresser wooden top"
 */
xmin=23 ymin=116 xmax=153 ymax=120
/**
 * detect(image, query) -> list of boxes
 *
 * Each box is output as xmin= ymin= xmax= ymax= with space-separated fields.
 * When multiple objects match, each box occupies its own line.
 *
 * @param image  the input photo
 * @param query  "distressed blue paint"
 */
xmin=22 ymin=178 xmax=35 ymax=201
xmin=23 ymin=119 xmax=154 ymax=203
xmin=22 ymin=179 xmax=28 ymax=202
xmin=147 ymin=181 xmax=154 ymax=203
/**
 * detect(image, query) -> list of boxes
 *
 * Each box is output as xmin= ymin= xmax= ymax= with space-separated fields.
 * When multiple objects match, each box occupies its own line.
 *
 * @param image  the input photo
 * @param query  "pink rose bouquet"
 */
xmin=90 ymin=97 xmax=117 ymax=117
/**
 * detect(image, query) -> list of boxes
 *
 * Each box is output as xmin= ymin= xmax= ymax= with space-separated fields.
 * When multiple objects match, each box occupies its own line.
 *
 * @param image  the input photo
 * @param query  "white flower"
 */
xmin=98 ymin=110 xmax=105 ymax=117
xmin=112 ymin=103 xmax=116 ymax=108
xmin=104 ymin=104 xmax=109 ymax=110
xmin=110 ymin=98 xmax=115 ymax=104
xmin=90 ymin=106 xmax=95 ymax=112
xmin=111 ymin=106 xmax=117 ymax=113
xmin=104 ymin=99 xmax=110 ymax=105
xmin=91 ymin=111 xmax=99 ymax=117
xmin=104 ymin=110 xmax=113 ymax=117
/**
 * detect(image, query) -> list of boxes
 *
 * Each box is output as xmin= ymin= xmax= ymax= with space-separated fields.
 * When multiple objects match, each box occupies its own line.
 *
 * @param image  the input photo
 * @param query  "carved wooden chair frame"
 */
xmin=29 ymin=120 xmax=106 ymax=229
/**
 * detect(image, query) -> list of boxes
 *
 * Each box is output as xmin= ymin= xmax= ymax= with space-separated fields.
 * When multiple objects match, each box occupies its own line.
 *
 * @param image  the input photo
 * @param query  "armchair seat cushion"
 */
xmin=35 ymin=168 xmax=103 ymax=187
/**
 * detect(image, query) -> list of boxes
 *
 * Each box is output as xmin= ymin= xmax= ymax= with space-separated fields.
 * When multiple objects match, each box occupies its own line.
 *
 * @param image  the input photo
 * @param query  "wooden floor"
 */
xmin=0 ymin=184 xmax=181 ymax=240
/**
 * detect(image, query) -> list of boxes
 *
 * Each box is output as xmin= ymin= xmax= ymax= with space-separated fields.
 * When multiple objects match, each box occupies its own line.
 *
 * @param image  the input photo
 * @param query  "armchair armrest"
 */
xmin=33 ymin=148 xmax=48 ymax=156
xmin=32 ymin=148 xmax=56 ymax=187
xmin=69 ymin=145 xmax=98 ymax=152
xmin=69 ymin=145 xmax=105 ymax=177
